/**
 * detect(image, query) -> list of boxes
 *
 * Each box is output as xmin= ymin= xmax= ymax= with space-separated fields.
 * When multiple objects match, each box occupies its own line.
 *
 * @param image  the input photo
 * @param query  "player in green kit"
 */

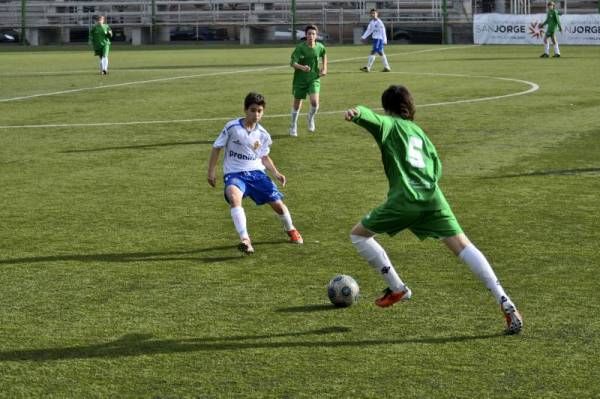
xmin=539 ymin=1 xmax=562 ymax=58
xmin=289 ymin=25 xmax=327 ymax=137
xmin=344 ymin=85 xmax=523 ymax=335
xmin=89 ymin=15 xmax=113 ymax=75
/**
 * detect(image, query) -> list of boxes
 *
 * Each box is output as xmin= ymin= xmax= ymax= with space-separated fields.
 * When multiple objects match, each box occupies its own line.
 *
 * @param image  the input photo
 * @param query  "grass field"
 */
xmin=1 ymin=43 xmax=599 ymax=398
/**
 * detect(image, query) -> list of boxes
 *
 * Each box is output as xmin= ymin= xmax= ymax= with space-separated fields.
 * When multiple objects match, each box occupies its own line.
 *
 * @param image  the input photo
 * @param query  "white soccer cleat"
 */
xmin=501 ymin=296 xmax=523 ymax=335
xmin=289 ymin=126 xmax=298 ymax=137
xmin=238 ymin=239 xmax=254 ymax=254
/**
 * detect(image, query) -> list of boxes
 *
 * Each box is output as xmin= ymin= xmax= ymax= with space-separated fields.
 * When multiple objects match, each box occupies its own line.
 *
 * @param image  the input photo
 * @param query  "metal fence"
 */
xmin=0 ymin=0 xmax=459 ymax=29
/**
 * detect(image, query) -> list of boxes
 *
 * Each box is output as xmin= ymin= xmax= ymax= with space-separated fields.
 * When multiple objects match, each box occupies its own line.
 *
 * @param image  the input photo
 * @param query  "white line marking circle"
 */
xmin=0 ymin=71 xmax=539 ymax=130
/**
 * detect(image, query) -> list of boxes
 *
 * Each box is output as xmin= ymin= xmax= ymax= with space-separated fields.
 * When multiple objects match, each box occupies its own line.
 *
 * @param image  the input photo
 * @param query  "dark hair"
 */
xmin=305 ymin=24 xmax=318 ymax=34
xmin=381 ymin=85 xmax=415 ymax=121
xmin=244 ymin=92 xmax=266 ymax=110
xmin=370 ymin=8 xmax=377 ymax=12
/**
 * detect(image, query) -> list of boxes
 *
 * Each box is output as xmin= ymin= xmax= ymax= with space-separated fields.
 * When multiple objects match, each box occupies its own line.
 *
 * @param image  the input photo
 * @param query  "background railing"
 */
xmin=0 ymin=0 xmax=463 ymax=29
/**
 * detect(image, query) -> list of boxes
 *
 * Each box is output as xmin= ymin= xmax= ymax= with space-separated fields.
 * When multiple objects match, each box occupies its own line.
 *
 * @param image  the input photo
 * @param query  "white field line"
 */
xmin=0 ymin=45 xmax=476 ymax=102
xmin=0 ymin=72 xmax=538 ymax=130
xmin=0 ymin=45 xmax=476 ymax=77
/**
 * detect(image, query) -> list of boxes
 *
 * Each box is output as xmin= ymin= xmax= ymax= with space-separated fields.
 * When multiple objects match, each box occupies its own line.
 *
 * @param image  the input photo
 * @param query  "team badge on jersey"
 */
xmin=253 ymin=141 xmax=261 ymax=150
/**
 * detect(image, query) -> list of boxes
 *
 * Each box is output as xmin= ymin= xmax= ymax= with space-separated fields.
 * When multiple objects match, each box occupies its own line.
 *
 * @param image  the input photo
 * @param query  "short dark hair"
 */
xmin=244 ymin=92 xmax=266 ymax=110
xmin=381 ymin=85 xmax=415 ymax=121
xmin=305 ymin=24 xmax=318 ymax=34
xmin=370 ymin=8 xmax=377 ymax=12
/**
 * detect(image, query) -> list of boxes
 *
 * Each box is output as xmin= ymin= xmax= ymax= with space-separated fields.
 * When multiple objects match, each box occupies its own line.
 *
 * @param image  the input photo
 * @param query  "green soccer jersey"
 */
xmin=352 ymin=106 xmax=447 ymax=210
xmin=290 ymin=41 xmax=326 ymax=85
xmin=89 ymin=23 xmax=112 ymax=50
xmin=541 ymin=9 xmax=561 ymax=33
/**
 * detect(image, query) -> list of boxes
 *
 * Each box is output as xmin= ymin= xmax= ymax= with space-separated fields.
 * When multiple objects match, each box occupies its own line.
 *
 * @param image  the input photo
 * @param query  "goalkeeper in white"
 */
xmin=360 ymin=9 xmax=391 ymax=73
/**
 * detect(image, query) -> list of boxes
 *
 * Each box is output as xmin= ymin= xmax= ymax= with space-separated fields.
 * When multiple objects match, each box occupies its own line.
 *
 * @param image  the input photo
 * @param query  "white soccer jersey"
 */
xmin=362 ymin=18 xmax=387 ymax=44
xmin=213 ymin=118 xmax=272 ymax=175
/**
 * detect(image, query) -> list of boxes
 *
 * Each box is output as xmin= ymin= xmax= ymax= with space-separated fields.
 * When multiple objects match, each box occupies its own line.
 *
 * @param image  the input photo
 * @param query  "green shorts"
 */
xmin=292 ymin=79 xmax=320 ymax=99
xmin=361 ymin=201 xmax=463 ymax=240
xmin=94 ymin=45 xmax=110 ymax=57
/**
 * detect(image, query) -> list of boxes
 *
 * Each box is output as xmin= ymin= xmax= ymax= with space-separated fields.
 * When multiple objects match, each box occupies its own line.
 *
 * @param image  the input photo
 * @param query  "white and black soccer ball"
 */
xmin=327 ymin=275 xmax=360 ymax=307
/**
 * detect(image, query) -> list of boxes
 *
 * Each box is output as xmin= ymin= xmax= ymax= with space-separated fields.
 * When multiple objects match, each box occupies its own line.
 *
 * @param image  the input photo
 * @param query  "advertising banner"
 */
xmin=474 ymin=13 xmax=600 ymax=44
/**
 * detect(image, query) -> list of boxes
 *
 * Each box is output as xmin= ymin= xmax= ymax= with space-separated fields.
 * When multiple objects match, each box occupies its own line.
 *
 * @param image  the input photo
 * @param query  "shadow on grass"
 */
xmin=60 ymin=134 xmax=294 ymax=154
xmin=275 ymin=304 xmax=340 ymax=313
xmin=0 ymin=240 xmax=288 ymax=265
xmin=0 ymin=328 xmax=506 ymax=362
xmin=60 ymin=140 xmax=214 ymax=153
xmin=485 ymin=167 xmax=600 ymax=179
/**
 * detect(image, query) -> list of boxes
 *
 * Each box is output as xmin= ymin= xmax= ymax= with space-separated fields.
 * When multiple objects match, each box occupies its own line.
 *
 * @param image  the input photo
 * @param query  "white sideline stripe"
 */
xmin=0 ymin=45 xmax=476 ymax=78
xmin=0 ymin=72 xmax=539 ymax=130
xmin=0 ymin=45 xmax=476 ymax=102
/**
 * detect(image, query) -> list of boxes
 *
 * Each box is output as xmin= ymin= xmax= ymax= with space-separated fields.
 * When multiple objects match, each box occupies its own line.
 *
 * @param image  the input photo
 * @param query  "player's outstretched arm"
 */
xmin=344 ymin=108 xmax=360 ymax=121
xmin=207 ymin=147 xmax=221 ymax=187
xmin=261 ymin=156 xmax=286 ymax=187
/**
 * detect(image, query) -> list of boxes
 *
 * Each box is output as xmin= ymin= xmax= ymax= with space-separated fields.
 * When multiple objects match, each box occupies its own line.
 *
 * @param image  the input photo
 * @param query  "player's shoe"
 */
xmin=289 ymin=126 xmax=298 ymax=137
xmin=539 ymin=53 xmax=549 ymax=58
xmin=360 ymin=66 xmax=370 ymax=72
xmin=382 ymin=67 xmax=391 ymax=72
xmin=375 ymin=286 xmax=412 ymax=308
xmin=102 ymin=70 xmax=108 ymax=75
xmin=307 ymin=116 xmax=315 ymax=132
xmin=238 ymin=239 xmax=255 ymax=254
xmin=500 ymin=296 xmax=523 ymax=335
xmin=552 ymin=54 xmax=561 ymax=58
xmin=287 ymin=229 xmax=303 ymax=244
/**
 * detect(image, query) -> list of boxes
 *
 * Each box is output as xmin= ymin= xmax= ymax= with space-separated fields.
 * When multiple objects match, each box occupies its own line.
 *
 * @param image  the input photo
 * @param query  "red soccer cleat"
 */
xmin=375 ymin=287 xmax=412 ymax=308
xmin=287 ymin=229 xmax=303 ymax=244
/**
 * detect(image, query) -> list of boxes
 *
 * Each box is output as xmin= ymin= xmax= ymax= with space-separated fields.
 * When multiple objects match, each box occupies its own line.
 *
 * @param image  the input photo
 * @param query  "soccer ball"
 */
xmin=327 ymin=275 xmax=360 ymax=307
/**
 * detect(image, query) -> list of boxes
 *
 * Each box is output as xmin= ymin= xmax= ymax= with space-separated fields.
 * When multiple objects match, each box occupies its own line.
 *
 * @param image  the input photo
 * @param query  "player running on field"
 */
xmin=344 ymin=84 xmax=523 ymax=334
xmin=289 ymin=24 xmax=328 ymax=137
xmin=89 ymin=15 xmax=112 ymax=75
xmin=539 ymin=1 xmax=562 ymax=58
xmin=207 ymin=92 xmax=303 ymax=254
xmin=360 ymin=9 xmax=391 ymax=73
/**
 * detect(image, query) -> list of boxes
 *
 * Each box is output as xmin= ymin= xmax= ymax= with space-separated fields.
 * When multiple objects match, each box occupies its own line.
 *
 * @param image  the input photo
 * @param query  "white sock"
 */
xmin=350 ymin=235 xmax=406 ymax=292
xmin=230 ymin=206 xmax=249 ymax=240
xmin=278 ymin=211 xmax=294 ymax=231
xmin=459 ymin=244 xmax=508 ymax=304
xmin=544 ymin=42 xmax=550 ymax=54
xmin=553 ymin=43 xmax=560 ymax=55
xmin=381 ymin=54 xmax=390 ymax=69
xmin=290 ymin=109 xmax=299 ymax=128
xmin=367 ymin=55 xmax=376 ymax=69
xmin=308 ymin=105 xmax=318 ymax=120
xmin=99 ymin=58 xmax=103 ymax=71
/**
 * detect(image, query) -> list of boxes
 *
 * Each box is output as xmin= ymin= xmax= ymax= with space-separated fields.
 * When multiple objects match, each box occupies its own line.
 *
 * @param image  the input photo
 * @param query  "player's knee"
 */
xmin=350 ymin=234 xmax=368 ymax=247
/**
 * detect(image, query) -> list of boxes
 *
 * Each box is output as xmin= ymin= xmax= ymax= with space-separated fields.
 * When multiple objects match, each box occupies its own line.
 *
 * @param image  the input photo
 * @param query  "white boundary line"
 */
xmin=0 ymin=45 xmax=540 ymax=130
xmin=0 ymin=45 xmax=476 ymax=103
xmin=0 ymin=72 xmax=538 ymax=130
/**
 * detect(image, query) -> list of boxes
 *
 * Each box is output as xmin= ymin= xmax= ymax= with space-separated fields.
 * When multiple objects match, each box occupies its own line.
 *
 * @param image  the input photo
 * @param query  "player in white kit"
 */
xmin=207 ymin=92 xmax=304 ymax=254
xmin=360 ymin=9 xmax=391 ymax=73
